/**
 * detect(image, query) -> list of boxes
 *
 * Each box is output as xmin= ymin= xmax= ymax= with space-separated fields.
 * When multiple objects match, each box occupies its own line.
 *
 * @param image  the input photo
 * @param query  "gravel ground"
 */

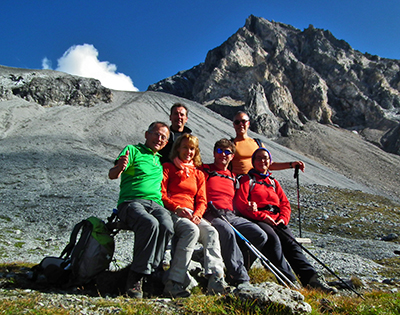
xmin=1 ymin=83 xmax=400 ymax=312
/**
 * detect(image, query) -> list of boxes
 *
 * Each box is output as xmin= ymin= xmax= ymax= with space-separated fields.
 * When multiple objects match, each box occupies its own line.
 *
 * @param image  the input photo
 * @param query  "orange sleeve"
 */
xmin=193 ymin=170 xmax=207 ymax=218
xmin=161 ymin=163 xmax=180 ymax=212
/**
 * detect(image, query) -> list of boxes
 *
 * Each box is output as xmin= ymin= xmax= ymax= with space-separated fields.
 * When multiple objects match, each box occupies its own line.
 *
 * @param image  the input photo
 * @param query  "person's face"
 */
xmin=170 ymin=106 xmax=188 ymax=132
xmin=145 ymin=125 xmax=169 ymax=152
xmin=177 ymin=137 xmax=196 ymax=162
xmin=233 ymin=113 xmax=250 ymax=136
xmin=213 ymin=147 xmax=234 ymax=170
xmin=253 ymin=150 xmax=271 ymax=174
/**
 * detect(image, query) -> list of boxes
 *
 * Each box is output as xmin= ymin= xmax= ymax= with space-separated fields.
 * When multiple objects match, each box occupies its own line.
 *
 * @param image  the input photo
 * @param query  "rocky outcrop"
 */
xmin=148 ymin=15 xmax=400 ymax=155
xmin=0 ymin=66 xmax=112 ymax=106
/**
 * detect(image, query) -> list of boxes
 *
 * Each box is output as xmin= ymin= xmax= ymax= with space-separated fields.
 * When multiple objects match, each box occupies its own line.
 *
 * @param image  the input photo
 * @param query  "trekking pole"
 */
xmin=294 ymin=165 xmax=302 ymax=238
xmin=275 ymin=224 xmax=365 ymax=300
xmin=208 ymin=202 xmax=299 ymax=289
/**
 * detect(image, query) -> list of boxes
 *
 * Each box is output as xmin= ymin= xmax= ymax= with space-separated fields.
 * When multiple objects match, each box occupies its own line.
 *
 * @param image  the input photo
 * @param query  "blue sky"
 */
xmin=1 ymin=0 xmax=399 ymax=91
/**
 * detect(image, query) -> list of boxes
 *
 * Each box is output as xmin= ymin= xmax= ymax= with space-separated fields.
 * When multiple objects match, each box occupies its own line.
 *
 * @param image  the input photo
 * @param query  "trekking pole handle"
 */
xmin=294 ymin=164 xmax=300 ymax=179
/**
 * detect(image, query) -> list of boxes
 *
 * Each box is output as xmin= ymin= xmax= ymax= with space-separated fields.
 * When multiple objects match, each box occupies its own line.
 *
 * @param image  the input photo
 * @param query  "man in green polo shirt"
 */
xmin=109 ymin=121 xmax=174 ymax=299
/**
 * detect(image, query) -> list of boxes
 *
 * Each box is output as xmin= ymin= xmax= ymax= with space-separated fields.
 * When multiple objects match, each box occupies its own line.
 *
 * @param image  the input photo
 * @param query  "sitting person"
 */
xmin=161 ymin=133 xmax=228 ymax=297
xmin=108 ymin=122 xmax=174 ymax=299
xmin=234 ymin=147 xmax=337 ymax=293
xmin=201 ymin=139 xmax=270 ymax=286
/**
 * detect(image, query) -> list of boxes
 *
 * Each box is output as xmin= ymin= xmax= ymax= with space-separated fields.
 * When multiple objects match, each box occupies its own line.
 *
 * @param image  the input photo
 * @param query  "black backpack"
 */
xmin=31 ymin=216 xmax=115 ymax=287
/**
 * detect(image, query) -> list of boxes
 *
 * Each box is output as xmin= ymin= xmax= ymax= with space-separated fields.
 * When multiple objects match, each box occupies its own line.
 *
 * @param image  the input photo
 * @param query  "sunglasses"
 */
xmin=215 ymin=148 xmax=233 ymax=155
xmin=234 ymin=119 xmax=249 ymax=125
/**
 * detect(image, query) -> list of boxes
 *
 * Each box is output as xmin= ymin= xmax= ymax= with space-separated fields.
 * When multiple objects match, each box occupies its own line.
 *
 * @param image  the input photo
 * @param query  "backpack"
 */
xmin=202 ymin=164 xmax=240 ymax=189
xmin=31 ymin=216 xmax=115 ymax=287
xmin=247 ymin=173 xmax=280 ymax=214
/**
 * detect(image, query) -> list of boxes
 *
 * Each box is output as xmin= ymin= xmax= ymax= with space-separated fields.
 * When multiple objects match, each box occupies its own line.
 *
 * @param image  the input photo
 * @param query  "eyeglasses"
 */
xmin=234 ymin=119 xmax=249 ymax=125
xmin=149 ymin=131 xmax=168 ymax=142
xmin=254 ymin=156 xmax=270 ymax=162
xmin=215 ymin=148 xmax=233 ymax=155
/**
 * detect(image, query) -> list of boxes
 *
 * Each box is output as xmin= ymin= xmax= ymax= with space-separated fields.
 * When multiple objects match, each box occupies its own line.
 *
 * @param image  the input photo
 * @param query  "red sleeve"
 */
xmin=193 ymin=170 xmax=207 ymax=218
xmin=161 ymin=163 xmax=179 ymax=212
xmin=234 ymin=175 xmax=271 ymax=221
xmin=274 ymin=180 xmax=291 ymax=225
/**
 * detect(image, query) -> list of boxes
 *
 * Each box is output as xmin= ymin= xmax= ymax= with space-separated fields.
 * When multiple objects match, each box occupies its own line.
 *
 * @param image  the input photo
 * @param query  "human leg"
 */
xmin=197 ymin=219 xmax=230 ymax=294
xmin=164 ymin=216 xmax=199 ymax=297
xmin=118 ymin=200 xmax=160 ymax=275
xmin=147 ymin=201 xmax=174 ymax=271
xmin=118 ymin=200 xmax=161 ymax=298
xmin=229 ymin=214 xmax=269 ymax=270
xmin=210 ymin=216 xmax=250 ymax=285
xmin=256 ymin=222 xmax=297 ymax=283
xmin=274 ymin=226 xmax=316 ymax=285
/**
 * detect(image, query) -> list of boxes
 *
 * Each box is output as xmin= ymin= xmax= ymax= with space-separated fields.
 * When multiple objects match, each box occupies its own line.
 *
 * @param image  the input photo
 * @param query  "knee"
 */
xmin=143 ymin=215 xmax=159 ymax=232
xmin=177 ymin=220 xmax=200 ymax=241
xmin=159 ymin=215 xmax=174 ymax=235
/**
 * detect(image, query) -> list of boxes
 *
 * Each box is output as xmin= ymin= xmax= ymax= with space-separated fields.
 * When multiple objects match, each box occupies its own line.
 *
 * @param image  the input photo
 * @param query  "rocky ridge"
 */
xmin=148 ymin=15 xmax=400 ymax=156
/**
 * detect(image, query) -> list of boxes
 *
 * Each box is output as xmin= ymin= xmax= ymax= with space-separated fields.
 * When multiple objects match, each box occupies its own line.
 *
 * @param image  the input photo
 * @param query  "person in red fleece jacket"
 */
xmin=234 ymin=147 xmax=337 ymax=293
xmin=161 ymin=133 xmax=228 ymax=298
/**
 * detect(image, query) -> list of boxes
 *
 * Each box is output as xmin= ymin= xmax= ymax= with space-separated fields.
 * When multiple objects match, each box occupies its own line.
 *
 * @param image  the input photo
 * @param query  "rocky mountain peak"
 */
xmin=148 ymin=15 xmax=400 ymax=155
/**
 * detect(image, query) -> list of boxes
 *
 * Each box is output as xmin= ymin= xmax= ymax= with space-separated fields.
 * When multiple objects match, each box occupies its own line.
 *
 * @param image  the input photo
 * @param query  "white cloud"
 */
xmin=42 ymin=44 xmax=139 ymax=91
xmin=42 ymin=57 xmax=52 ymax=70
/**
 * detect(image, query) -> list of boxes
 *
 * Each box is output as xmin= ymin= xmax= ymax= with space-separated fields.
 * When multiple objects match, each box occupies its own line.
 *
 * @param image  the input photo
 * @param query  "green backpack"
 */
xmin=32 ymin=216 xmax=115 ymax=287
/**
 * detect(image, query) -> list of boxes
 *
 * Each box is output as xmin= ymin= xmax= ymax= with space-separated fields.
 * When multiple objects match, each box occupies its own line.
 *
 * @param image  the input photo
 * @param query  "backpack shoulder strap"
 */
xmin=248 ymin=174 xmax=276 ymax=199
xmin=253 ymin=138 xmax=263 ymax=147
xmin=60 ymin=220 xmax=87 ymax=258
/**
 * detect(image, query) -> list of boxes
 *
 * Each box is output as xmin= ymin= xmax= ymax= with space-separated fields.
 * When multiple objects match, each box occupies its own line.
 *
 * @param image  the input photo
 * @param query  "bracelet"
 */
xmin=289 ymin=162 xmax=293 ymax=168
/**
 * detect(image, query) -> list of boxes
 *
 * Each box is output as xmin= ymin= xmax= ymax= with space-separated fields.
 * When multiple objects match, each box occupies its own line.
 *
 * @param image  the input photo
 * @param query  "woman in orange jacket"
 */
xmin=161 ymin=133 xmax=228 ymax=298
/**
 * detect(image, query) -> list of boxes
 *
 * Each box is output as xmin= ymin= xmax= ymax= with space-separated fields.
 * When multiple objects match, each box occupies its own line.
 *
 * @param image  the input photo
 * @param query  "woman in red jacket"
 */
xmin=234 ymin=147 xmax=337 ymax=293
xmin=161 ymin=133 xmax=227 ymax=298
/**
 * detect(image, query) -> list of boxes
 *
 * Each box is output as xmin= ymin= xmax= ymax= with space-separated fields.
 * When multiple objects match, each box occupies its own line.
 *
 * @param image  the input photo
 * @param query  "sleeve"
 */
xmin=234 ymin=175 xmax=270 ymax=222
xmin=161 ymin=163 xmax=180 ymax=212
xmin=274 ymin=180 xmax=291 ymax=225
xmin=193 ymin=170 xmax=207 ymax=218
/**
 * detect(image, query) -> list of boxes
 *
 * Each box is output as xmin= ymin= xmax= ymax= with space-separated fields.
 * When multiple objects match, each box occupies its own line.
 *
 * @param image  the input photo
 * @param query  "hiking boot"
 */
xmin=126 ymin=271 xmax=143 ymax=299
xmin=307 ymin=274 xmax=338 ymax=294
xmin=163 ymin=280 xmax=191 ymax=298
xmin=207 ymin=274 xmax=232 ymax=295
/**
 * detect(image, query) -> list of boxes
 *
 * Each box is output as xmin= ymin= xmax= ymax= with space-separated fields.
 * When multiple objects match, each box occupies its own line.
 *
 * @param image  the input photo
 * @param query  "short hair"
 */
xmin=213 ymin=138 xmax=236 ymax=154
xmin=233 ymin=110 xmax=249 ymax=120
xmin=147 ymin=121 xmax=170 ymax=133
xmin=170 ymin=102 xmax=189 ymax=117
xmin=170 ymin=133 xmax=202 ymax=167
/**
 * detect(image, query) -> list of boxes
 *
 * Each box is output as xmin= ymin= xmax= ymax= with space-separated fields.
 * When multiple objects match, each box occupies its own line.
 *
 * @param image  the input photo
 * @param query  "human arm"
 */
xmin=273 ymin=180 xmax=291 ymax=226
xmin=109 ymin=149 xmax=130 ymax=179
xmin=161 ymin=163 xmax=182 ymax=212
xmin=192 ymin=170 xmax=207 ymax=222
xmin=234 ymin=176 xmax=273 ymax=222
xmin=269 ymin=161 xmax=305 ymax=172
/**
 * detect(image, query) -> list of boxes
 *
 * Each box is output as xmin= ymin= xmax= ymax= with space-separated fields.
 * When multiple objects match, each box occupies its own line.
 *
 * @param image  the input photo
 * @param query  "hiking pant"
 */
xmin=256 ymin=222 xmax=315 ymax=285
xmin=117 ymin=199 xmax=174 ymax=275
xmin=204 ymin=210 xmax=268 ymax=285
xmin=168 ymin=215 xmax=225 ymax=284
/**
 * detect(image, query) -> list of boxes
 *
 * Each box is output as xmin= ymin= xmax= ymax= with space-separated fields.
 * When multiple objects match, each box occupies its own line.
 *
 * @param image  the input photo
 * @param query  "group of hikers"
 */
xmin=108 ymin=102 xmax=338 ymax=299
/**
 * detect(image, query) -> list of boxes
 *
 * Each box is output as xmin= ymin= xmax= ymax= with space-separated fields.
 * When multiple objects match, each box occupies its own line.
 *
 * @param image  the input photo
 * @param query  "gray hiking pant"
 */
xmin=117 ymin=199 xmax=174 ymax=275
xmin=168 ymin=215 xmax=225 ymax=284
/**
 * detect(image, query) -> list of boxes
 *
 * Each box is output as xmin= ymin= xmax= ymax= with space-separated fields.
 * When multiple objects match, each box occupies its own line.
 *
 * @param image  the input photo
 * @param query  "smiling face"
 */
xmin=170 ymin=106 xmax=188 ymax=132
xmin=177 ymin=137 xmax=196 ymax=163
xmin=233 ymin=112 xmax=250 ymax=137
xmin=253 ymin=150 xmax=271 ymax=174
xmin=213 ymin=147 xmax=234 ymax=170
xmin=144 ymin=124 xmax=169 ymax=152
